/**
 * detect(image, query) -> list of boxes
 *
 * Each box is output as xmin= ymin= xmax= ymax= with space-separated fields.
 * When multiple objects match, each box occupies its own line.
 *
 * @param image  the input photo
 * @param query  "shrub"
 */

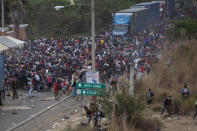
xmin=139 ymin=117 xmax=162 ymax=131
xmin=100 ymin=83 xmax=146 ymax=129
xmin=182 ymin=98 xmax=195 ymax=114
xmin=115 ymin=92 xmax=145 ymax=126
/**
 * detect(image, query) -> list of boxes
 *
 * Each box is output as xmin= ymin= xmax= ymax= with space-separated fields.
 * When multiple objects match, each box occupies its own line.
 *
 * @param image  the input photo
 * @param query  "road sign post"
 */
xmin=77 ymin=82 xmax=106 ymax=89
xmin=76 ymin=82 xmax=106 ymax=112
xmin=76 ymin=89 xmax=104 ymax=96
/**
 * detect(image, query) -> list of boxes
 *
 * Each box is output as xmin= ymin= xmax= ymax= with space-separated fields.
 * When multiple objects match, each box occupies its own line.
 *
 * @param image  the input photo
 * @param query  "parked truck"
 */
xmin=132 ymin=1 xmax=160 ymax=23
xmin=154 ymin=0 xmax=175 ymax=17
xmin=112 ymin=7 xmax=150 ymax=40
xmin=112 ymin=0 xmax=175 ymax=40
xmin=0 ymin=52 xmax=5 ymax=105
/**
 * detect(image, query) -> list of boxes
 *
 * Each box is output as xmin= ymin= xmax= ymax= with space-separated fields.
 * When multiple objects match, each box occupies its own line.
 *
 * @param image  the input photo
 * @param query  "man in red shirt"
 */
xmin=54 ymin=80 xmax=60 ymax=101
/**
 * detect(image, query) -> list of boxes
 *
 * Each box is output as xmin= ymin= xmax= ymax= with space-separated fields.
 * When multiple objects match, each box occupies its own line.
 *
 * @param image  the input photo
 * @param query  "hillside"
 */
xmin=137 ymin=40 xmax=197 ymax=130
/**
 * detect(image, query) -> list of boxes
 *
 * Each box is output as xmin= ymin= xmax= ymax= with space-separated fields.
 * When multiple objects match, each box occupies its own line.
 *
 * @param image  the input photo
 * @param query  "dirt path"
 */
xmin=152 ymin=114 xmax=197 ymax=131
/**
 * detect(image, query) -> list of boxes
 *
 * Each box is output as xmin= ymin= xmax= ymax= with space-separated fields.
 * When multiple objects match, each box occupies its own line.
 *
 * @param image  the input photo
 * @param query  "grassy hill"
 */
xmin=137 ymin=40 xmax=197 ymax=113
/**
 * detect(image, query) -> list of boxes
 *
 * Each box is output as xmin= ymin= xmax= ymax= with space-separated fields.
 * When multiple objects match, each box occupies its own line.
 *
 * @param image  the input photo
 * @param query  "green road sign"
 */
xmin=76 ymin=82 xmax=106 ymax=89
xmin=76 ymin=89 xmax=104 ymax=96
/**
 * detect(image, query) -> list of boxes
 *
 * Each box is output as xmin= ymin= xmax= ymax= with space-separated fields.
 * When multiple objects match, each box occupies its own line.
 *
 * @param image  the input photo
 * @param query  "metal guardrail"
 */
xmin=7 ymin=95 xmax=71 ymax=131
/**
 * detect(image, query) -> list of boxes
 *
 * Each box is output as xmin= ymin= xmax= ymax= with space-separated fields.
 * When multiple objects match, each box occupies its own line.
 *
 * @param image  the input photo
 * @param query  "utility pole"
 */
xmin=1 ymin=0 xmax=4 ymax=33
xmin=129 ymin=65 xmax=135 ymax=96
xmin=91 ymin=0 xmax=97 ymax=103
xmin=91 ymin=0 xmax=96 ymax=71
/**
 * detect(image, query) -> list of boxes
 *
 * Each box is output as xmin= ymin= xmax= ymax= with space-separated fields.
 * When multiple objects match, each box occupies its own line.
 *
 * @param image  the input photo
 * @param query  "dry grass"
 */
xmin=108 ymin=113 xmax=135 ymax=131
xmin=139 ymin=40 xmax=197 ymax=113
xmin=107 ymin=112 xmax=161 ymax=131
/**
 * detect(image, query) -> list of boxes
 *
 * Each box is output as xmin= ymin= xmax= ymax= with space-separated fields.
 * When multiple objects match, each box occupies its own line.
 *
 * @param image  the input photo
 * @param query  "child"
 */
xmin=28 ymin=78 xmax=34 ymax=97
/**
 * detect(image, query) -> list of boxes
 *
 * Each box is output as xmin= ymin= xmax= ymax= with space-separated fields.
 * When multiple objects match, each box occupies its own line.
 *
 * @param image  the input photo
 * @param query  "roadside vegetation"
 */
xmin=168 ymin=18 xmax=197 ymax=41
xmin=137 ymin=40 xmax=197 ymax=114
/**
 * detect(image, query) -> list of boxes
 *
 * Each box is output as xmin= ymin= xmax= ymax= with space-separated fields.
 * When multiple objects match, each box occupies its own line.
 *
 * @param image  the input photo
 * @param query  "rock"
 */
xmin=177 ymin=117 xmax=182 ymax=120
xmin=64 ymin=116 xmax=69 ymax=120
xmin=11 ymin=112 xmax=18 ymax=114
xmin=61 ymin=118 xmax=65 ymax=121
xmin=52 ymin=122 xmax=60 ymax=128
xmin=80 ymin=122 xmax=88 ymax=126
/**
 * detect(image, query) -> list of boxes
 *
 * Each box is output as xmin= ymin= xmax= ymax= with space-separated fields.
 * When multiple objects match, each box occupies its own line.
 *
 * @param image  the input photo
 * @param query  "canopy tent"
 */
xmin=0 ymin=36 xmax=25 ymax=51
xmin=0 ymin=43 xmax=8 ymax=51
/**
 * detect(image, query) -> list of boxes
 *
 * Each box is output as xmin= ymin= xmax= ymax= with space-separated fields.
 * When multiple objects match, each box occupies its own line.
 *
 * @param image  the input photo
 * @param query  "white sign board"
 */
xmin=86 ymin=72 xmax=99 ymax=83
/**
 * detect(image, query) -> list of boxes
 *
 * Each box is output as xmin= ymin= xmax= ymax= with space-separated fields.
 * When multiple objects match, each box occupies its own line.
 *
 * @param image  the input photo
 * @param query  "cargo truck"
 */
xmin=0 ymin=52 xmax=5 ymax=105
xmin=132 ymin=1 xmax=160 ymax=23
xmin=112 ymin=0 xmax=175 ymax=40
xmin=112 ymin=7 xmax=150 ymax=40
xmin=154 ymin=0 xmax=175 ymax=17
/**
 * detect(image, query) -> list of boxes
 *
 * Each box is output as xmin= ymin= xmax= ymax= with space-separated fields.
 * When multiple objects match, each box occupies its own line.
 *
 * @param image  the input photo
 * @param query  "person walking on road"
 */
xmin=6 ymin=76 xmax=12 ymax=96
xmin=12 ymin=76 xmax=18 ymax=99
xmin=54 ymin=80 xmax=60 ymax=101
xmin=28 ymin=78 xmax=34 ymax=97
xmin=161 ymin=96 xmax=172 ymax=117
xmin=71 ymin=79 xmax=77 ymax=99
xmin=46 ymin=75 xmax=53 ymax=91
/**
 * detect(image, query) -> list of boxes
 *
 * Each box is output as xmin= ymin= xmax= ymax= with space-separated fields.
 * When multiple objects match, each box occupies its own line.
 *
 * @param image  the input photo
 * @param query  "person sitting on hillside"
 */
xmin=161 ymin=96 xmax=172 ymax=117
xmin=181 ymin=83 xmax=190 ymax=98
xmin=84 ymin=105 xmax=92 ymax=124
xmin=146 ymin=89 xmax=154 ymax=104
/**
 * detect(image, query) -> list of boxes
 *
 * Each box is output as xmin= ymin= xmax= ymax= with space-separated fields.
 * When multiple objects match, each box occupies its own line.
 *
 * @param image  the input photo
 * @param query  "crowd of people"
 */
xmin=3 ymin=20 xmax=168 ymax=100
xmin=3 ymin=7 xmax=197 ymax=129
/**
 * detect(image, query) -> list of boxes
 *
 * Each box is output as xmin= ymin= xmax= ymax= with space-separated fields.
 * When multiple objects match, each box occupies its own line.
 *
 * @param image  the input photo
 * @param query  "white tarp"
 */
xmin=0 ymin=43 xmax=8 ymax=51
xmin=0 ymin=36 xmax=25 ymax=49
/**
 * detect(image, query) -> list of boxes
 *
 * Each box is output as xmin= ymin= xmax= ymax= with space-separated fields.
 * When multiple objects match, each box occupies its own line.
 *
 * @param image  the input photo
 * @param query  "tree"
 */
xmin=168 ymin=18 xmax=197 ymax=41
xmin=22 ymin=0 xmax=150 ymax=38
xmin=8 ymin=0 xmax=27 ymax=39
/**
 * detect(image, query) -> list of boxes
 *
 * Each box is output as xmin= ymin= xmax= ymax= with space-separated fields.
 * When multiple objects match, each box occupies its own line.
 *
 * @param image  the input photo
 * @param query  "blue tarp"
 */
xmin=114 ymin=13 xmax=133 ymax=24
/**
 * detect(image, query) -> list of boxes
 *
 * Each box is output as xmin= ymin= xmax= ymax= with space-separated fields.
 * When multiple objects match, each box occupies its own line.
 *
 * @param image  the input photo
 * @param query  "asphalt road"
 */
xmin=0 ymin=89 xmax=74 ymax=131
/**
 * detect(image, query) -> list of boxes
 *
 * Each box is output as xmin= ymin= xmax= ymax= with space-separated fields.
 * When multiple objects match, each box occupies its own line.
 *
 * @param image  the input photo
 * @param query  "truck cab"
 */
xmin=112 ymin=13 xmax=133 ymax=40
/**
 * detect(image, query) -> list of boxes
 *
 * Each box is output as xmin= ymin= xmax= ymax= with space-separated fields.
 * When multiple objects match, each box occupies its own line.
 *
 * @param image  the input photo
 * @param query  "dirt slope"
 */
xmin=152 ymin=114 xmax=197 ymax=131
